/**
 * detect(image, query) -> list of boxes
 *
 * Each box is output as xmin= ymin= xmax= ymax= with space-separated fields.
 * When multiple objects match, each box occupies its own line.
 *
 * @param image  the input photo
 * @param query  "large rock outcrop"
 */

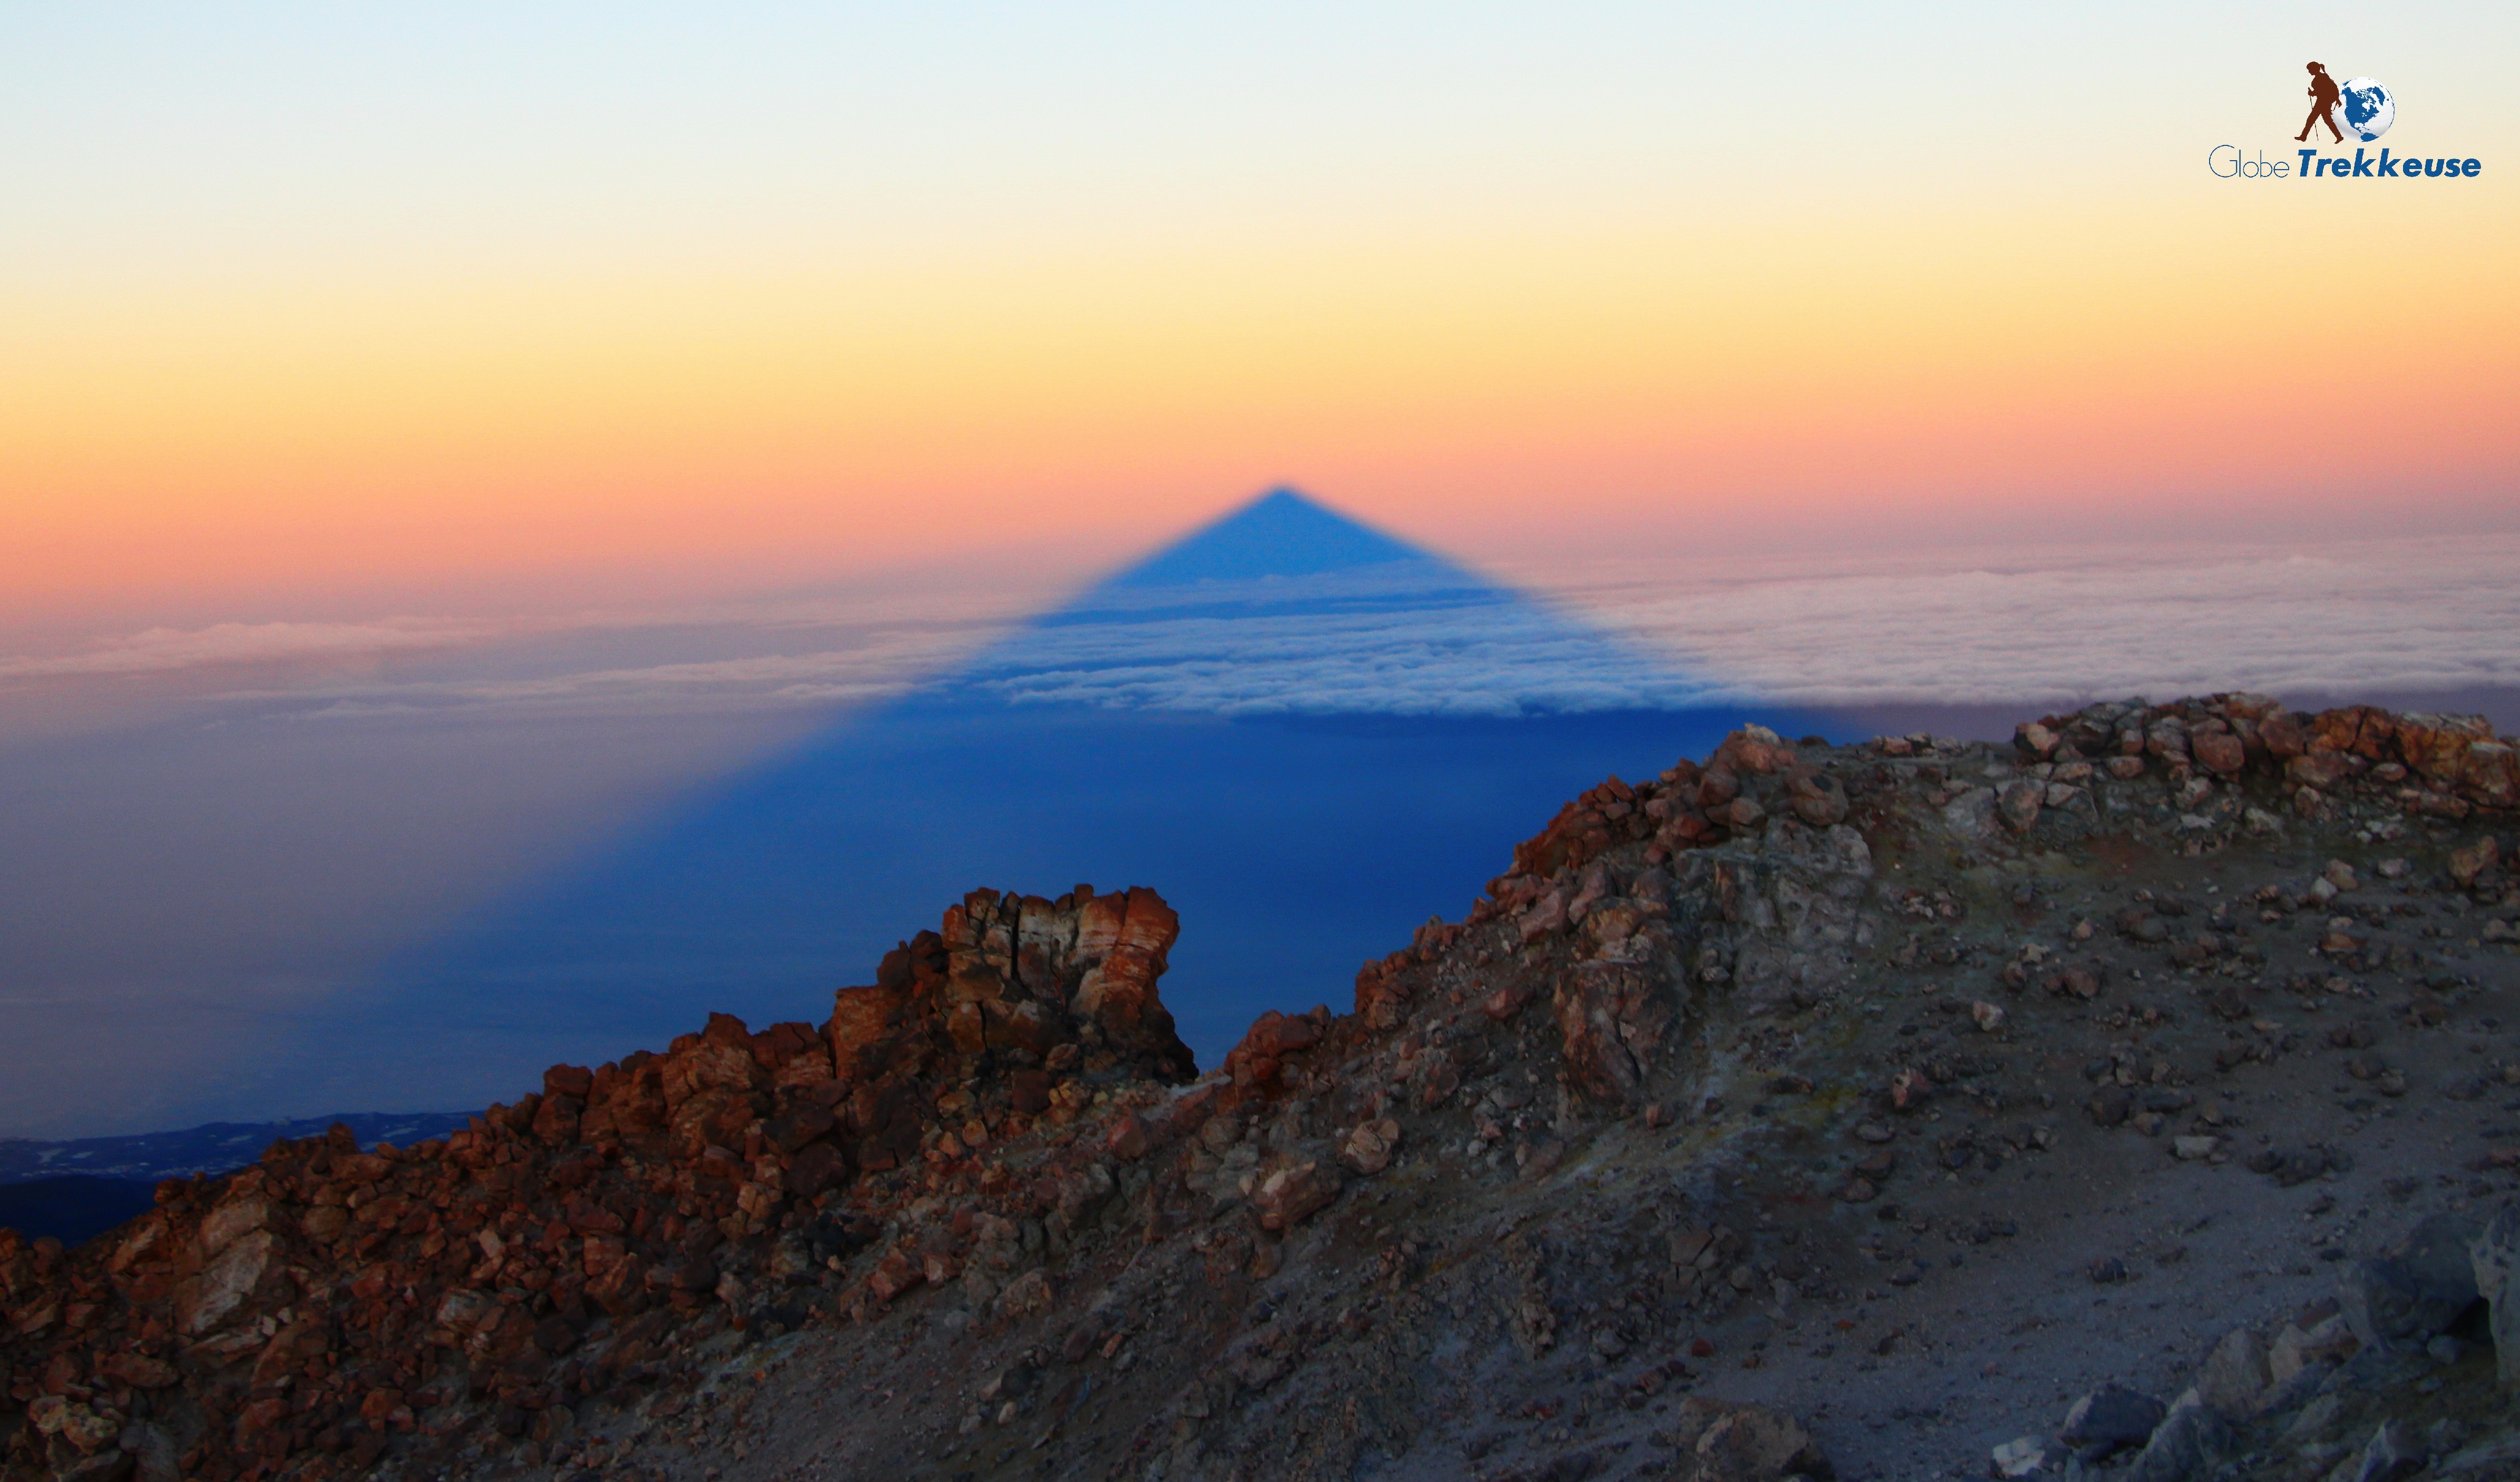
xmin=0 ymin=885 xmax=1189 ymax=1482
xmin=5 ymin=692 xmax=2516 ymax=1482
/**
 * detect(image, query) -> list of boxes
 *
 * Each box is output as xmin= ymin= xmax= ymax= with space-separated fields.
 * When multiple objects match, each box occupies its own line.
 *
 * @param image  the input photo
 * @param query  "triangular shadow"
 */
xmin=295 ymin=490 xmax=1831 ymax=1109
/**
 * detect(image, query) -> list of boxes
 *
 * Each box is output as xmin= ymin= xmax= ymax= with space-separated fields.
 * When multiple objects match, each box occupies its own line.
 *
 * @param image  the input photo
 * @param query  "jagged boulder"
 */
xmin=0 ymin=884 xmax=1200 ymax=1482
xmin=2127 ymin=1391 xmax=2235 ymax=1481
xmin=2060 ymin=1384 xmax=2168 ymax=1456
xmin=2342 ymin=1212 xmax=2483 ymax=1353
xmin=843 ymin=885 xmax=1192 ymax=1086
xmin=1667 ymin=1397 xmax=1833 ymax=1480
xmin=2196 ymin=1327 xmax=2274 ymax=1418
xmin=2472 ymin=1200 xmax=2520 ymax=1386
xmin=1554 ymin=958 xmax=1678 ymax=1105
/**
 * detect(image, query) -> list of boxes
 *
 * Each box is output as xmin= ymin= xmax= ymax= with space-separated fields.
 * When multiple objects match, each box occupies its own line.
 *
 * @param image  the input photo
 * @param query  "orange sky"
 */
xmin=5 ymin=7 xmax=2515 ymax=625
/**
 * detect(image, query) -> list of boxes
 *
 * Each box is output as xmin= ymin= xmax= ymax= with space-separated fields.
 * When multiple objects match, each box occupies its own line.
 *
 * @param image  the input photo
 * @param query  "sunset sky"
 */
xmin=6 ymin=3 xmax=2514 ymax=634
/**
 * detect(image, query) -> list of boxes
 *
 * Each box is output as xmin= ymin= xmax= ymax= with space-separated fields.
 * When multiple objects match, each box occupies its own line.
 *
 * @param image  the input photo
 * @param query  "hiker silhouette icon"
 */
xmin=2297 ymin=62 xmax=2343 ymax=143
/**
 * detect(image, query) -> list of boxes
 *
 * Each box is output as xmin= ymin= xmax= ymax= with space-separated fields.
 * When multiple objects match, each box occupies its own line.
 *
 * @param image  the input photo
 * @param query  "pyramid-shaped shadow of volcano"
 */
xmin=329 ymin=491 xmax=1827 ymax=1107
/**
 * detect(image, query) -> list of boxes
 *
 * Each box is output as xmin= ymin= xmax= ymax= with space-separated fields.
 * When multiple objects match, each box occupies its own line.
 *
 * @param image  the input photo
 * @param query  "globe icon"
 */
xmin=2339 ymin=77 xmax=2394 ymax=141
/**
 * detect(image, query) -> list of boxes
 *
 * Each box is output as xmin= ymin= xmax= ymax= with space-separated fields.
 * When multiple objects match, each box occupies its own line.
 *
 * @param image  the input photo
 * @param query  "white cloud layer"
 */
xmin=279 ymin=641 xmax=959 ymax=720
xmin=960 ymin=580 xmax=1709 ymax=716
xmin=1532 ymin=533 xmax=2520 ymax=709
xmin=0 ymin=620 xmax=487 ymax=680
xmin=4 ymin=533 xmax=2511 ymax=724
xmin=929 ymin=533 xmax=2520 ymax=717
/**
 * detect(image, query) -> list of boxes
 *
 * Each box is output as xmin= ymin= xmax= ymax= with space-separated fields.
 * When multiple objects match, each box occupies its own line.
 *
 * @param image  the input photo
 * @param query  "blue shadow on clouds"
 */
xmin=353 ymin=492 xmax=1832 ymax=1096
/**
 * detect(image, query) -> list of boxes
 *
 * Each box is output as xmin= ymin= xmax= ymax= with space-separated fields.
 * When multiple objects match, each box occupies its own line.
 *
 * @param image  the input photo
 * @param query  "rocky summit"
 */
xmin=7 ymin=693 xmax=2520 ymax=1482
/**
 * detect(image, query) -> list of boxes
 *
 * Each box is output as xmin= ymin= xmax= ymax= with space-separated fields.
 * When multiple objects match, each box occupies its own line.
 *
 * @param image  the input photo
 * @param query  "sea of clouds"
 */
xmin=1520 ymin=533 xmax=2520 ymax=713
xmin=7 ymin=532 xmax=2510 ymax=726
xmin=4 ymin=529 xmax=2512 ymax=1137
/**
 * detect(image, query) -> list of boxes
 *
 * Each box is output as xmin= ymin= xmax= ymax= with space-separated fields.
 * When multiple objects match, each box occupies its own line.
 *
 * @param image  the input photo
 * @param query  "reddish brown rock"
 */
xmin=2287 ymin=752 xmax=2353 ymax=791
xmin=829 ymin=983 xmax=906 ymax=1074
xmin=2192 ymin=729 xmax=2247 ymax=777
xmin=1250 ymin=1161 xmax=1343 ymax=1230
xmin=531 ymin=1092 xmax=583 ymax=1146
xmin=97 ymin=1351 xmax=177 ymax=1389
xmin=2394 ymin=712 xmax=2488 ymax=779
xmin=1712 ymin=723 xmax=1797 ymax=776
xmin=1998 ymin=780 xmax=2044 ymax=833
xmin=1554 ymin=959 xmax=1677 ymax=1105
xmin=174 ymin=1228 xmax=274 ymax=1336
xmin=1356 ymin=960 xmax=1413 ymax=1029
xmin=2465 ymin=743 xmax=2519 ymax=810
xmin=1340 ymin=1118 xmax=1402 ymax=1175
xmin=1070 ymin=887 xmax=1188 ymax=1071
xmin=2311 ymin=705 xmax=2395 ymax=759
xmin=1482 ymin=982 xmax=1537 ymax=1021
xmin=1788 ymin=769 xmax=1850 ymax=826
xmin=763 ymin=1099 xmax=835 ymax=1154
xmin=2258 ymin=709 xmax=2308 ymax=758
xmin=1104 ymin=1114 xmax=1151 ymax=1162
xmin=1711 ymin=797 xmax=1766 ymax=831
xmin=196 ymin=1192 xmax=269 ymax=1258
xmin=1657 ymin=805 xmax=1720 ymax=850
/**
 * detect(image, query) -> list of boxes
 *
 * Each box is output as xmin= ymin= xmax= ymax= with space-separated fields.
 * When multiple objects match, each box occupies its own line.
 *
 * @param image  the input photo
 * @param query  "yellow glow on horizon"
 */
xmin=7 ymin=189 xmax=2515 ymax=614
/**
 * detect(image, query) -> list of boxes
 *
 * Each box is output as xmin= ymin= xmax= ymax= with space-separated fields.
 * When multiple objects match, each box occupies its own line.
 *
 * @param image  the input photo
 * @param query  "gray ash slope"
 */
xmin=628 ymin=696 xmax=2520 ymax=1482
xmin=10 ymin=693 xmax=2520 ymax=1482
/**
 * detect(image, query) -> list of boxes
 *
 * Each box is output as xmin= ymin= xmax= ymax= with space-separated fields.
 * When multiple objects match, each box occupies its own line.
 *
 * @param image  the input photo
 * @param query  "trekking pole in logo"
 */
xmin=2296 ymin=63 xmax=2395 ymax=144
xmin=2297 ymin=62 xmax=2343 ymax=143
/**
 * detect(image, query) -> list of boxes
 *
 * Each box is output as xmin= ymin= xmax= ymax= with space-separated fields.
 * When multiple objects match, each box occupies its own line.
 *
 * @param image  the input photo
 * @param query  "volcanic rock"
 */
xmin=7 ymin=693 xmax=2520 ymax=1482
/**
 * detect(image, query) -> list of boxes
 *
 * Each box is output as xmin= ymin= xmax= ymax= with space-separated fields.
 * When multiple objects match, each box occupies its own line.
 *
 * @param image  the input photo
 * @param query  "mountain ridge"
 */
xmin=8 ymin=692 xmax=2518 ymax=1482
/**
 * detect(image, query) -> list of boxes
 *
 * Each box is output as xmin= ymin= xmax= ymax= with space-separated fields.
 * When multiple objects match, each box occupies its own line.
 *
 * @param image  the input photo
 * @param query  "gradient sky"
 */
xmin=6 ymin=2 xmax=2515 ymax=633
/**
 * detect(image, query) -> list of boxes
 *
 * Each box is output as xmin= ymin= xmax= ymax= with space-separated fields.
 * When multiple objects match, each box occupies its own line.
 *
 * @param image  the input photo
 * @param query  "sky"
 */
xmin=2 ymin=4 xmax=2514 ymax=1138
xmin=5 ymin=2 xmax=2515 ymax=633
